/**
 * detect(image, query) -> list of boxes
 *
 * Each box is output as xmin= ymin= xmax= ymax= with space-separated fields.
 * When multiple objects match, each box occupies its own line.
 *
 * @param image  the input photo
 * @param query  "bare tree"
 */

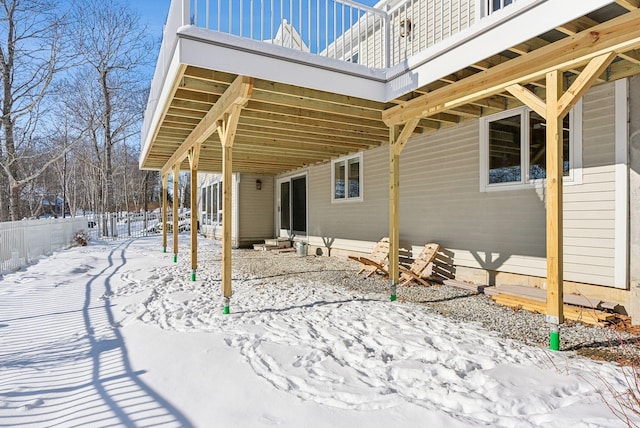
xmin=0 ymin=0 xmax=73 ymax=220
xmin=70 ymin=0 xmax=152 ymax=214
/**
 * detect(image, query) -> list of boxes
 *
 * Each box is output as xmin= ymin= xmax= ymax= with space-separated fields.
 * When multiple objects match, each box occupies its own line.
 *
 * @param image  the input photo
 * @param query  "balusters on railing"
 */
xmin=183 ymin=0 xmax=388 ymax=67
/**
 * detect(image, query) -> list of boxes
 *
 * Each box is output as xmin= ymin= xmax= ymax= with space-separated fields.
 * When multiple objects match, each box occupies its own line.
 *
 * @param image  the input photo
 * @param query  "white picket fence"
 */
xmin=0 ymin=217 xmax=87 ymax=275
xmin=85 ymin=212 xmax=165 ymax=241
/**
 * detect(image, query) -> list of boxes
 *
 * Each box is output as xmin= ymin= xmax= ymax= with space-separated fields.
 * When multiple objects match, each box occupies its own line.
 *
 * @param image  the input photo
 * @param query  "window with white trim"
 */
xmin=331 ymin=153 xmax=363 ymax=202
xmin=479 ymin=102 xmax=582 ymax=192
xmin=200 ymin=180 xmax=223 ymax=224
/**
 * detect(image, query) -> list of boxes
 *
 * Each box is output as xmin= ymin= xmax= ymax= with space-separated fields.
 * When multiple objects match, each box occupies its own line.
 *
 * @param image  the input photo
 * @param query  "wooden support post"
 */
xmin=389 ymin=125 xmax=400 ymax=301
xmin=162 ymin=173 xmax=168 ymax=253
xmin=155 ymin=75 xmax=251 ymax=312
xmin=189 ymin=145 xmax=201 ymax=281
xmin=172 ymin=164 xmax=179 ymax=263
xmin=217 ymin=105 xmax=243 ymax=314
xmin=222 ymin=145 xmax=232 ymax=301
xmin=501 ymin=55 xmax=615 ymax=350
xmin=388 ymin=118 xmax=419 ymax=302
xmin=546 ymin=70 xmax=564 ymax=332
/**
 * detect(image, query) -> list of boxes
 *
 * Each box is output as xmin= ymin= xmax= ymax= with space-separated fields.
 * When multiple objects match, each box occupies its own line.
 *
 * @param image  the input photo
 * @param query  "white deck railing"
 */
xmin=192 ymin=0 xmax=387 ymax=63
xmin=0 ymin=217 xmax=87 ymax=275
xmin=184 ymin=0 xmax=520 ymax=67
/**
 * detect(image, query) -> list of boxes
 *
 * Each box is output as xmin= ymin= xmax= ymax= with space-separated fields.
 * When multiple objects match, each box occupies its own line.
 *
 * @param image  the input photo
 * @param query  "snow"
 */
xmin=0 ymin=235 xmax=637 ymax=427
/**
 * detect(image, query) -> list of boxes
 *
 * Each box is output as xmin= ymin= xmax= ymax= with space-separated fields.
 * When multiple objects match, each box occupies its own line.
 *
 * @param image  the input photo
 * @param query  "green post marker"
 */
xmin=223 ymin=297 xmax=230 ymax=315
xmin=163 ymin=247 xmax=166 ymax=253
xmin=390 ymin=283 xmax=397 ymax=302
xmin=550 ymin=324 xmax=560 ymax=351
xmin=173 ymin=254 xmax=177 ymax=263
xmin=191 ymin=271 xmax=196 ymax=281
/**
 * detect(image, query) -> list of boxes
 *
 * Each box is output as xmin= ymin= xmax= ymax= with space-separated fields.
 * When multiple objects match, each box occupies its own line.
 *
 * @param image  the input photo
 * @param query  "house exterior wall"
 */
xmin=198 ymin=172 xmax=239 ymax=247
xmin=198 ymin=172 xmax=274 ymax=248
xmin=355 ymin=0 xmax=475 ymax=68
xmin=237 ymin=174 xmax=275 ymax=247
xmin=287 ymin=81 xmax=625 ymax=292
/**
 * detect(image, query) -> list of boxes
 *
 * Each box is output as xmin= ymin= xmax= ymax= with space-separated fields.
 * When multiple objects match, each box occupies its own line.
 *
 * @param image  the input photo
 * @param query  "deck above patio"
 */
xmin=141 ymin=0 xmax=640 ymax=176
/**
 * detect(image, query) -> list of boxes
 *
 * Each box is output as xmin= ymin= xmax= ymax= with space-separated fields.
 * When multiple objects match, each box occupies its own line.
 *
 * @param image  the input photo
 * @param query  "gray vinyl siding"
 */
xmin=308 ymin=149 xmax=388 ymax=241
xmin=294 ymin=82 xmax=620 ymax=288
xmin=563 ymin=83 xmax=616 ymax=285
xmin=349 ymin=0 xmax=475 ymax=68
xmin=199 ymin=173 xmax=274 ymax=247
xmin=237 ymin=174 xmax=275 ymax=245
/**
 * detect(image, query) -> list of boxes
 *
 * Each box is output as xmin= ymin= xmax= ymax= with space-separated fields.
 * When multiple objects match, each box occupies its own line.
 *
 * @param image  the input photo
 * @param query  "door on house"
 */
xmin=277 ymin=175 xmax=307 ymax=238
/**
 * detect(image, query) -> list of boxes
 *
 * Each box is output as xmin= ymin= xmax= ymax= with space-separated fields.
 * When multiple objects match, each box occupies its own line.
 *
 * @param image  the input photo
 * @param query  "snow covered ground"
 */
xmin=0 ymin=235 xmax=638 ymax=427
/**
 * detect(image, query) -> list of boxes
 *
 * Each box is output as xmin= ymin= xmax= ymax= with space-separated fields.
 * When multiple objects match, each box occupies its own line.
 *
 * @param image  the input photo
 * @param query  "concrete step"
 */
xmin=264 ymin=238 xmax=291 ymax=248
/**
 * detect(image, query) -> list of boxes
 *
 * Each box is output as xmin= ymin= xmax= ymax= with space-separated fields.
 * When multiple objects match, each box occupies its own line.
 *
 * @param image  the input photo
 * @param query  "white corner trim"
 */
xmin=615 ymin=78 xmax=629 ymax=289
xmin=233 ymin=173 xmax=240 ymax=244
xmin=570 ymin=99 xmax=583 ymax=185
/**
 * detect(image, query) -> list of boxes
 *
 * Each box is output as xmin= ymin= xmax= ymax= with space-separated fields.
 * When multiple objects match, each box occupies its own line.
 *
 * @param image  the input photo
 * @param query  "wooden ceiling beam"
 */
xmin=182 ymin=67 xmax=237 ymax=84
xmin=240 ymin=109 xmax=388 ymax=138
xmin=237 ymin=116 xmax=385 ymax=143
xmin=608 ymin=56 xmax=640 ymax=80
xmin=447 ymin=105 xmax=483 ymax=118
xmin=231 ymin=147 xmax=340 ymax=162
xmin=383 ymin=9 xmax=640 ymax=125
xmin=170 ymin=99 xmax=212 ymax=113
xmin=556 ymin=15 xmax=640 ymax=66
xmin=244 ymin=101 xmax=387 ymax=131
xmin=236 ymin=118 xmax=382 ymax=144
xmin=234 ymin=138 xmax=358 ymax=156
xmin=195 ymin=160 xmax=293 ymax=174
xmin=222 ymin=132 xmax=376 ymax=151
xmin=233 ymin=127 xmax=381 ymax=148
xmin=251 ymin=89 xmax=382 ymax=121
xmin=173 ymin=88 xmax=220 ymax=104
xmin=160 ymin=75 xmax=253 ymax=176
xmin=616 ymin=0 xmax=639 ymax=11
xmin=200 ymin=152 xmax=310 ymax=167
xmin=166 ymin=108 xmax=206 ymax=120
xmin=180 ymin=76 xmax=230 ymax=95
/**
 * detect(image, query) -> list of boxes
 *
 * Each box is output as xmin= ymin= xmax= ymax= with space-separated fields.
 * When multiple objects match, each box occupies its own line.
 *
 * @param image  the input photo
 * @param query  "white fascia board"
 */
xmin=385 ymin=0 xmax=614 ymax=100
xmin=139 ymin=44 xmax=184 ymax=170
xmin=177 ymin=27 xmax=387 ymax=102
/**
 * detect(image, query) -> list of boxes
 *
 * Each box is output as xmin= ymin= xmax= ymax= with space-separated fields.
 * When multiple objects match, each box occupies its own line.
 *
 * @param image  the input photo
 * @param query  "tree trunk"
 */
xmin=3 ymin=114 xmax=21 ymax=220
xmin=101 ymin=70 xmax=114 ymax=213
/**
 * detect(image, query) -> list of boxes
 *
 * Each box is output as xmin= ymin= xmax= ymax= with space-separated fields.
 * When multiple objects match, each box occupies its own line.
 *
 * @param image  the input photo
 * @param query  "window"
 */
xmin=480 ymin=102 xmax=582 ymax=191
xmin=486 ymin=0 xmax=514 ymax=15
xmin=332 ymin=153 xmax=363 ymax=202
xmin=200 ymin=180 xmax=224 ymax=224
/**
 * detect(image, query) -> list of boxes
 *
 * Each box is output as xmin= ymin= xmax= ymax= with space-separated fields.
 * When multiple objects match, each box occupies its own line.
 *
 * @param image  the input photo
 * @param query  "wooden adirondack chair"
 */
xmin=398 ymin=243 xmax=440 ymax=286
xmin=348 ymin=237 xmax=390 ymax=277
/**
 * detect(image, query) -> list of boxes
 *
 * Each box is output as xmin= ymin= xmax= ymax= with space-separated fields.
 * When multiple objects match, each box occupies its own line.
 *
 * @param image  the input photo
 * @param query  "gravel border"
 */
xmin=231 ymin=249 xmax=640 ymax=364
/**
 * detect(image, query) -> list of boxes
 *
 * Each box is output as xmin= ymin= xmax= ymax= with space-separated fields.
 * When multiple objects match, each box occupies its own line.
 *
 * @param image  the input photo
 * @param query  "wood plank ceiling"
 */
xmin=140 ymin=2 xmax=640 ymax=175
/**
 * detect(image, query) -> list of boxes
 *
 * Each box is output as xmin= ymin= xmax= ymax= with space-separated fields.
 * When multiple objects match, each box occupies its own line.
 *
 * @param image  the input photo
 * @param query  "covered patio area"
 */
xmin=140 ymin=0 xmax=640 ymax=348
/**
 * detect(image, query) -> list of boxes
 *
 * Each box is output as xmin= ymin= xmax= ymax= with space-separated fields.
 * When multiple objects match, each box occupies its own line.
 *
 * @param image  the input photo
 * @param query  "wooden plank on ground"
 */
xmin=491 ymin=294 xmax=615 ymax=326
xmin=493 ymin=284 xmax=607 ymax=309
